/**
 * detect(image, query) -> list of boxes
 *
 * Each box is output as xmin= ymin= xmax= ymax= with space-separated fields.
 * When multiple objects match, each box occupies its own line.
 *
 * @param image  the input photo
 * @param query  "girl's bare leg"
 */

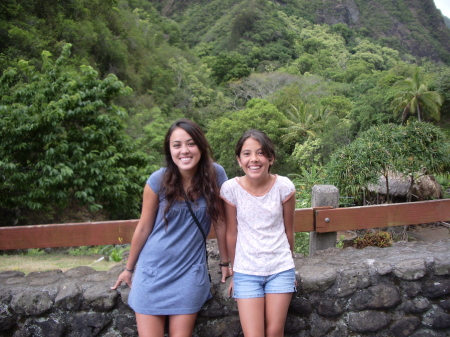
xmin=135 ymin=313 xmax=165 ymax=337
xmin=265 ymin=293 xmax=293 ymax=337
xmin=236 ymin=297 xmax=265 ymax=337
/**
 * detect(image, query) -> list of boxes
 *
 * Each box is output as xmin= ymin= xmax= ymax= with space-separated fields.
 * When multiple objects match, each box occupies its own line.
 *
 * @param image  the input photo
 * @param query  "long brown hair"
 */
xmin=161 ymin=119 xmax=222 ymax=226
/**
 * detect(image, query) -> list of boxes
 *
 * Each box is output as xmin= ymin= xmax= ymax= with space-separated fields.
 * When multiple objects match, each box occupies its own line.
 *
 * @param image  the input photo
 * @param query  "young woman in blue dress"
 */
xmin=112 ymin=119 xmax=231 ymax=337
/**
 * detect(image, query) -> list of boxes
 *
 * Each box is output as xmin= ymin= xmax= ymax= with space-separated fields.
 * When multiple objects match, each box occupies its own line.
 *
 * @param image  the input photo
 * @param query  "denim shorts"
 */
xmin=233 ymin=268 xmax=296 ymax=299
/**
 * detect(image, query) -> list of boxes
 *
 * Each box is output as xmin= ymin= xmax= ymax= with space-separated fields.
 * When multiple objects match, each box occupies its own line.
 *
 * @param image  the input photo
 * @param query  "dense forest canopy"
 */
xmin=1 ymin=0 xmax=449 ymax=225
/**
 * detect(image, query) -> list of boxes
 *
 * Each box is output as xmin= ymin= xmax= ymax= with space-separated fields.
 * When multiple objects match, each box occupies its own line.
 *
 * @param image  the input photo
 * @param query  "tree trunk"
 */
xmin=402 ymin=103 xmax=410 ymax=124
xmin=407 ymin=174 xmax=414 ymax=202
xmin=417 ymin=101 xmax=422 ymax=122
xmin=384 ymin=171 xmax=390 ymax=204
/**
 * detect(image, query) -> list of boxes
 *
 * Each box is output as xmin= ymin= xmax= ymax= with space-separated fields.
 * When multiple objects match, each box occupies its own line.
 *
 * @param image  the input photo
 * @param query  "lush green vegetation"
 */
xmin=1 ymin=0 xmax=449 ymax=225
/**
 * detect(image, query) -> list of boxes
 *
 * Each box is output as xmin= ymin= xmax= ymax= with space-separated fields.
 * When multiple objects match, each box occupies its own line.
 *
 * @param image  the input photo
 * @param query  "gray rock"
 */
xmin=0 ymin=305 xmax=17 ymax=331
xmin=55 ymin=281 xmax=83 ymax=311
xmin=195 ymin=316 xmax=242 ymax=337
xmin=434 ymin=258 xmax=450 ymax=275
xmin=351 ymin=283 xmax=401 ymax=310
xmin=63 ymin=312 xmax=111 ymax=337
xmin=422 ymin=306 xmax=450 ymax=329
xmin=334 ymin=267 xmax=371 ymax=297
xmin=347 ymin=310 xmax=390 ymax=333
xmin=390 ymin=316 xmax=420 ymax=337
xmin=298 ymin=266 xmax=337 ymax=292
xmin=402 ymin=281 xmax=422 ymax=298
xmin=0 ymin=271 xmax=25 ymax=279
xmin=199 ymin=299 xmax=225 ymax=318
xmin=393 ymin=259 xmax=427 ymax=280
xmin=22 ymin=317 xmax=66 ymax=337
xmin=83 ymin=284 xmax=118 ymax=311
xmin=372 ymin=261 xmax=393 ymax=275
xmin=289 ymin=296 xmax=313 ymax=316
xmin=410 ymin=328 xmax=447 ymax=337
xmin=402 ymin=297 xmax=431 ymax=313
xmin=316 ymin=298 xmax=345 ymax=317
xmin=115 ymin=314 xmax=137 ymax=336
xmin=0 ymin=288 xmax=12 ymax=305
xmin=310 ymin=314 xmax=335 ymax=337
xmin=438 ymin=298 xmax=450 ymax=310
xmin=421 ymin=279 xmax=450 ymax=298
xmin=10 ymin=290 xmax=53 ymax=316
xmin=284 ymin=315 xmax=308 ymax=334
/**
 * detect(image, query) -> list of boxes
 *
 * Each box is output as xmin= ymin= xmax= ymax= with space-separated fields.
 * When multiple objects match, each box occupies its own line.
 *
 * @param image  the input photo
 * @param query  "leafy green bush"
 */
xmin=0 ymin=44 xmax=151 ymax=224
xmin=68 ymin=246 xmax=101 ymax=256
xmin=294 ymin=232 xmax=310 ymax=256
xmin=26 ymin=248 xmax=46 ymax=256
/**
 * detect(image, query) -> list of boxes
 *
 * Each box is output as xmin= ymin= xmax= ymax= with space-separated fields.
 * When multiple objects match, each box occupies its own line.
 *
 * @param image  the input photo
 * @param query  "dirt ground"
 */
xmin=337 ymin=221 xmax=450 ymax=244
xmin=406 ymin=222 xmax=450 ymax=242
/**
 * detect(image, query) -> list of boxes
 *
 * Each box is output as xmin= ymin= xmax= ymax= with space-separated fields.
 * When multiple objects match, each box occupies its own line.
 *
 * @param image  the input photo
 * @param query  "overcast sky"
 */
xmin=434 ymin=0 xmax=450 ymax=18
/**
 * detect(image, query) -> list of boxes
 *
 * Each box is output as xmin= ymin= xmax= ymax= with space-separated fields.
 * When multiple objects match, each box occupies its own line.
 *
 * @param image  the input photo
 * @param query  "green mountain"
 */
xmin=152 ymin=0 xmax=450 ymax=64
xmin=444 ymin=15 xmax=450 ymax=29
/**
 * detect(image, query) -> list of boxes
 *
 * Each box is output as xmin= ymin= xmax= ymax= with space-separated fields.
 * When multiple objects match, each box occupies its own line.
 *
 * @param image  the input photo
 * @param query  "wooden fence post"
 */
xmin=309 ymin=185 xmax=339 ymax=256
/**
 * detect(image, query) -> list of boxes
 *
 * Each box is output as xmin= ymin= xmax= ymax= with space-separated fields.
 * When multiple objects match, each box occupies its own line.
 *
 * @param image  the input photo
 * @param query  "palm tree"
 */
xmin=281 ymin=102 xmax=328 ymax=143
xmin=391 ymin=67 xmax=443 ymax=124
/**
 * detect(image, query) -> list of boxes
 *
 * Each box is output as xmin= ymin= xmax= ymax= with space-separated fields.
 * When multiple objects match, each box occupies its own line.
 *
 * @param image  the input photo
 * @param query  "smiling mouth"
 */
xmin=180 ymin=157 xmax=192 ymax=162
xmin=248 ymin=166 xmax=261 ymax=170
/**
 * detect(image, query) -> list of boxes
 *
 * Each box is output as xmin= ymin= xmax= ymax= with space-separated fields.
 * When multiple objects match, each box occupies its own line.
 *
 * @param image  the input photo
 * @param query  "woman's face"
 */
xmin=169 ymin=127 xmax=202 ymax=177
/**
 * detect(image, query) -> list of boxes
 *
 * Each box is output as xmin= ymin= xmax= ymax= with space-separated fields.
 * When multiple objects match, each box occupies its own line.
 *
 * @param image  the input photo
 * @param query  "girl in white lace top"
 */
xmin=220 ymin=129 xmax=296 ymax=337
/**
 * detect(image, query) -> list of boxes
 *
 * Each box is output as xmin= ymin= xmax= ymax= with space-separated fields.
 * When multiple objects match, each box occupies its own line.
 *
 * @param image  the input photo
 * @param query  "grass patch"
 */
xmin=0 ymin=253 xmax=122 ymax=275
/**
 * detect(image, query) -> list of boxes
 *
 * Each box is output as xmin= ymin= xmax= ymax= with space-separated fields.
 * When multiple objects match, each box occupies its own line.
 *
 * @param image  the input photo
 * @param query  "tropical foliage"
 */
xmin=1 ymin=0 xmax=450 ymax=225
xmin=391 ymin=67 xmax=443 ymax=123
xmin=0 ymin=44 xmax=154 ymax=223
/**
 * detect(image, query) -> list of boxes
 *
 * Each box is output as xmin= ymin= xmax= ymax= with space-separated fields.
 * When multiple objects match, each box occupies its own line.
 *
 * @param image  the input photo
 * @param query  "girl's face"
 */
xmin=169 ymin=127 xmax=202 ymax=177
xmin=237 ymin=137 xmax=273 ymax=180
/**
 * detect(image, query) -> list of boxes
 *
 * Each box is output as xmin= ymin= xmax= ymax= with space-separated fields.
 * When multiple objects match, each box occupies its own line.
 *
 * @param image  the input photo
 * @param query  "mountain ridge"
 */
xmin=152 ymin=0 xmax=450 ymax=64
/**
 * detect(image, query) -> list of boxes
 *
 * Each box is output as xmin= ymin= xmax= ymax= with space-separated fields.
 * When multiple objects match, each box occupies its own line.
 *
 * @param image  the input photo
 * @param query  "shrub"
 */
xmin=353 ymin=231 xmax=393 ymax=249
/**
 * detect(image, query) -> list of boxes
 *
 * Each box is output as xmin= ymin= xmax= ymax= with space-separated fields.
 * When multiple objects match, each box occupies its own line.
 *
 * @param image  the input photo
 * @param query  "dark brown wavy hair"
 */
xmin=161 ymin=119 xmax=222 ymax=227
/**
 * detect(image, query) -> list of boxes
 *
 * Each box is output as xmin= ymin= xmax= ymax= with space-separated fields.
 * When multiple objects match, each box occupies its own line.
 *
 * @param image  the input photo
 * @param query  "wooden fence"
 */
xmin=1 ymin=199 xmax=449 ymax=251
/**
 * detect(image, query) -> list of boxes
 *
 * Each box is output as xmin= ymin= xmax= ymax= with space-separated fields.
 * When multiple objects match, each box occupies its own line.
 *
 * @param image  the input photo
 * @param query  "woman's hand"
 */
xmin=111 ymin=269 xmax=133 ymax=290
xmin=220 ymin=265 xmax=233 ymax=283
xmin=227 ymin=277 xmax=234 ymax=298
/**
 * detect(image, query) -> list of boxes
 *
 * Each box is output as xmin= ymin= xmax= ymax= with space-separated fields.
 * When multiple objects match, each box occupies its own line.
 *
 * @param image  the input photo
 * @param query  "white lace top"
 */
xmin=220 ymin=175 xmax=295 ymax=276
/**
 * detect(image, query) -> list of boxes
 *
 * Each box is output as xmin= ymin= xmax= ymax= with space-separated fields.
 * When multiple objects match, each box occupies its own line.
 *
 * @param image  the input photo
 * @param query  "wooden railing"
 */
xmin=1 ymin=199 xmax=449 ymax=251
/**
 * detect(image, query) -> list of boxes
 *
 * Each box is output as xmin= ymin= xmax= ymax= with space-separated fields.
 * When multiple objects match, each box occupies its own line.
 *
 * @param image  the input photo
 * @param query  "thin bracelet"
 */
xmin=219 ymin=261 xmax=230 ymax=267
xmin=124 ymin=267 xmax=134 ymax=272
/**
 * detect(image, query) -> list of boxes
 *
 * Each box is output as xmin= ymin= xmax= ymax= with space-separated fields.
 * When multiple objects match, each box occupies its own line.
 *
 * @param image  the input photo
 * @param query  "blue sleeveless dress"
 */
xmin=128 ymin=163 xmax=227 ymax=315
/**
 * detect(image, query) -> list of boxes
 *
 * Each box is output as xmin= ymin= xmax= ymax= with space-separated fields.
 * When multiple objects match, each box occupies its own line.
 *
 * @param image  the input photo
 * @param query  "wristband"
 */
xmin=124 ymin=267 xmax=134 ymax=272
xmin=219 ymin=262 xmax=230 ymax=267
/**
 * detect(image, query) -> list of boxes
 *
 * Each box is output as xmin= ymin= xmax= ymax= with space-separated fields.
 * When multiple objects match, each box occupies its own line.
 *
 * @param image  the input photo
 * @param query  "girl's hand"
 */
xmin=227 ymin=277 xmax=234 ymax=298
xmin=220 ymin=265 xmax=233 ymax=283
xmin=111 ymin=270 xmax=133 ymax=290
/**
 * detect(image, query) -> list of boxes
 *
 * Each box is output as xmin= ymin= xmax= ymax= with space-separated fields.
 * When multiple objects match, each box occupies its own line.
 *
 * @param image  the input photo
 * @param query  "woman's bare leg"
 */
xmin=135 ymin=313 xmax=165 ymax=337
xmin=168 ymin=313 xmax=198 ymax=337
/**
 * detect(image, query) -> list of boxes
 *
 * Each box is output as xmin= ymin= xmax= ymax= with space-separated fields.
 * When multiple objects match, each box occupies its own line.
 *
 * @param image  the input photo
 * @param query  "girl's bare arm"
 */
xmin=283 ymin=194 xmax=296 ymax=254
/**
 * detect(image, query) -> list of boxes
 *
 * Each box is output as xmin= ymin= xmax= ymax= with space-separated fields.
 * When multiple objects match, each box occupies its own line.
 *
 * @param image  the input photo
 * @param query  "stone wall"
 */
xmin=1 ymin=239 xmax=450 ymax=337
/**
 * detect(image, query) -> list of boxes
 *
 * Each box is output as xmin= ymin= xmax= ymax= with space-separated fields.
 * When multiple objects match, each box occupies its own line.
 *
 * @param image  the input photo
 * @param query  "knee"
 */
xmin=265 ymin=325 xmax=284 ymax=337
